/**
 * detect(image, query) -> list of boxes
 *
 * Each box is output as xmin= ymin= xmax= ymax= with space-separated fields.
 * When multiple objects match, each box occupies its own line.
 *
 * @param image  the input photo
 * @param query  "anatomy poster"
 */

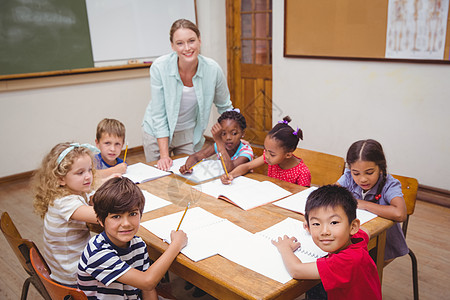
xmin=385 ymin=0 xmax=449 ymax=59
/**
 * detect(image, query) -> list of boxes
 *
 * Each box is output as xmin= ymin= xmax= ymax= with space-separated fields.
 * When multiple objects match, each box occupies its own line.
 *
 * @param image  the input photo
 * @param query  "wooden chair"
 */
xmin=0 ymin=211 xmax=50 ymax=300
xmin=293 ymin=148 xmax=345 ymax=186
xmin=390 ymin=174 xmax=419 ymax=300
xmin=29 ymin=247 xmax=88 ymax=300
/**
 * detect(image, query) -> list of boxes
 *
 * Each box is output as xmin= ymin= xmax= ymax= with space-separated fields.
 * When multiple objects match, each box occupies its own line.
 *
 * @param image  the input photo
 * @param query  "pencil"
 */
xmin=123 ymin=142 xmax=128 ymax=162
xmin=176 ymin=202 xmax=190 ymax=231
xmin=219 ymin=152 xmax=229 ymax=177
xmin=188 ymin=159 xmax=203 ymax=170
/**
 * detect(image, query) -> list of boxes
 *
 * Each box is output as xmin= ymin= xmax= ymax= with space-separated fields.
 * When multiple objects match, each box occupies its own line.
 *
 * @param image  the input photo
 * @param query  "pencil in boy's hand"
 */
xmin=123 ymin=142 xmax=128 ymax=162
xmin=188 ymin=159 xmax=203 ymax=170
xmin=219 ymin=152 xmax=229 ymax=177
xmin=176 ymin=202 xmax=190 ymax=231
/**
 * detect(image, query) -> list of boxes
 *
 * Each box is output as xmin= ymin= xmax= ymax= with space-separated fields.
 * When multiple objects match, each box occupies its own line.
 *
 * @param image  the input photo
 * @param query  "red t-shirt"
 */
xmin=263 ymin=152 xmax=311 ymax=186
xmin=316 ymin=229 xmax=381 ymax=300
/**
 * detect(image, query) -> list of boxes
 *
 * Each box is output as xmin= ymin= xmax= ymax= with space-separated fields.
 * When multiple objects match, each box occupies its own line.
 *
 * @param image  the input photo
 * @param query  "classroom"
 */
xmin=0 ymin=0 xmax=449 ymax=299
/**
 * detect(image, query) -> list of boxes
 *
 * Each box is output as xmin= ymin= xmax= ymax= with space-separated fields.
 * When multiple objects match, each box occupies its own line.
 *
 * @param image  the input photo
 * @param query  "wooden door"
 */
xmin=226 ymin=0 xmax=272 ymax=145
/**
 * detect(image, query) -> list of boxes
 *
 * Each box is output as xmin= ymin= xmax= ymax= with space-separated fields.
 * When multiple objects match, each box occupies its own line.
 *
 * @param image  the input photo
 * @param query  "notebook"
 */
xmin=141 ymin=207 xmax=251 ymax=262
xmin=123 ymin=162 xmax=171 ymax=184
xmin=273 ymin=187 xmax=378 ymax=224
xmin=220 ymin=217 xmax=327 ymax=284
xmin=169 ymin=156 xmax=224 ymax=183
xmin=141 ymin=190 xmax=172 ymax=213
xmin=193 ymin=176 xmax=292 ymax=210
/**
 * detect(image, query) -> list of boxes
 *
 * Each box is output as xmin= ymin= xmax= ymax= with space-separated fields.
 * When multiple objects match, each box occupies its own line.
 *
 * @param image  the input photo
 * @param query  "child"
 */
xmin=78 ymin=177 xmax=187 ymax=299
xmin=337 ymin=139 xmax=408 ymax=261
xmin=221 ymin=116 xmax=311 ymax=186
xmin=272 ymin=185 xmax=382 ymax=300
xmin=95 ymin=118 xmax=127 ymax=179
xmin=179 ymin=108 xmax=253 ymax=174
xmin=32 ymin=142 xmax=99 ymax=287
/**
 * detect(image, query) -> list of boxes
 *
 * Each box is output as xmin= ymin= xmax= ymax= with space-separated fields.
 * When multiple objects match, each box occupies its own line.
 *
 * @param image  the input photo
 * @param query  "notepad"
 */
xmin=193 ymin=177 xmax=292 ymax=210
xmin=141 ymin=190 xmax=171 ymax=213
xmin=220 ymin=218 xmax=327 ymax=284
xmin=273 ymin=187 xmax=378 ymax=224
xmin=123 ymin=162 xmax=171 ymax=184
xmin=141 ymin=207 xmax=251 ymax=262
xmin=169 ymin=156 xmax=224 ymax=183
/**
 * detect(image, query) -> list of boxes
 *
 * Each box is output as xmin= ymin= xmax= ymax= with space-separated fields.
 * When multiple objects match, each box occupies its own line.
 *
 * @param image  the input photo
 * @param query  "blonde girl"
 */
xmin=221 ymin=116 xmax=311 ymax=186
xmin=32 ymin=142 xmax=99 ymax=287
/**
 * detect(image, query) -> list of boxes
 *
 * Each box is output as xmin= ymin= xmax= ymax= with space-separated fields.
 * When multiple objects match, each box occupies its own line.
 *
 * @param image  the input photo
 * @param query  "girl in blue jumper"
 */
xmin=337 ymin=139 xmax=408 ymax=261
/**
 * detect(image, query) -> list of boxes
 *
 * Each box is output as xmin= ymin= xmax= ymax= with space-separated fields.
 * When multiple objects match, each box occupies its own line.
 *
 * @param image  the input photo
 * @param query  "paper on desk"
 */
xmin=220 ymin=218 xmax=327 ymax=284
xmin=193 ymin=177 xmax=292 ymax=210
xmin=141 ymin=207 xmax=250 ymax=262
xmin=170 ymin=156 xmax=224 ymax=183
xmin=272 ymin=187 xmax=318 ymax=214
xmin=273 ymin=187 xmax=378 ymax=224
xmin=141 ymin=190 xmax=171 ymax=213
xmin=123 ymin=162 xmax=171 ymax=183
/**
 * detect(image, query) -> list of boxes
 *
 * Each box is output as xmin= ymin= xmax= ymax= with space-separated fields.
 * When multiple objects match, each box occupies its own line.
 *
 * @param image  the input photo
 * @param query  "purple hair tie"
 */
xmin=278 ymin=120 xmax=288 ymax=125
xmin=292 ymin=127 xmax=300 ymax=136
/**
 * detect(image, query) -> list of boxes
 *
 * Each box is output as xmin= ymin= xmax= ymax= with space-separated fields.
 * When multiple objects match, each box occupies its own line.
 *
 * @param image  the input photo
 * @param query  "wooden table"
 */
xmin=137 ymin=171 xmax=393 ymax=299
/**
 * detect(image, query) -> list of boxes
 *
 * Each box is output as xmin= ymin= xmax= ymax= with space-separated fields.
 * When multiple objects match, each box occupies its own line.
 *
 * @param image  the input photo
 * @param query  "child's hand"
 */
xmin=115 ymin=162 xmax=127 ymax=174
xmin=170 ymin=230 xmax=188 ymax=250
xmin=179 ymin=164 xmax=193 ymax=174
xmin=272 ymin=235 xmax=301 ymax=252
xmin=211 ymin=123 xmax=223 ymax=141
xmin=220 ymin=173 xmax=234 ymax=185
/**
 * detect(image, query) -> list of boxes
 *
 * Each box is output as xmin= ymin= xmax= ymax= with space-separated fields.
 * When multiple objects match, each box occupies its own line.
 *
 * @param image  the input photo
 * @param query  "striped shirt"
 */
xmin=78 ymin=232 xmax=150 ymax=300
xmin=214 ymin=141 xmax=254 ymax=161
xmin=43 ymin=193 xmax=92 ymax=285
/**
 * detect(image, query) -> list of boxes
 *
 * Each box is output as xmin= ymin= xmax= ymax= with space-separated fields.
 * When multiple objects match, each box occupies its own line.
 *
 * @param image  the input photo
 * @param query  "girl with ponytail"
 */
xmin=337 ymin=139 xmax=408 ymax=261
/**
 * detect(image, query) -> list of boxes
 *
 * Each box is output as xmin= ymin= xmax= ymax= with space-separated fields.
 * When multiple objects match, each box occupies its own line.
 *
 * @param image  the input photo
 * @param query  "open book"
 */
xmin=141 ymin=190 xmax=172 ymax=213
xmin=193 ymin=176 xmax=292 ymax=210
xmin=169 ymin=156 xmax=224 ymax=183
xmin=123 ymin=162 xmax=171 ymax=184
xmin=141 ymin=207 xmax=251 ymax=262
xmin=273 ymin=187 xmax=378 ymax=224
xmin=220 ymin=217 xmax=327 ymax=284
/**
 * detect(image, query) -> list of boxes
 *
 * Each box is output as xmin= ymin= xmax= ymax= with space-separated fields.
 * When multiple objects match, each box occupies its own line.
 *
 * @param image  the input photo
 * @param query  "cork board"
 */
xmin=284 ymin=0 xmax=450 ymax=61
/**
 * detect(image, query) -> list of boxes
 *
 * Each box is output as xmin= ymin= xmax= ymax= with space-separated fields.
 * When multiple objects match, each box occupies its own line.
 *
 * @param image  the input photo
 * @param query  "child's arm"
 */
xmin=96 ymin=163 xmax=127 ymax=179
xmin=220 ymin=155 xmax=265 ymax=184
xmin=357 ymin=196 xmax=407 ymax=222
xmin=116 ymin=230 xmax=188 ymax=291
xmin=141 ymin=289 xmax=158 ymax=300
xmin=179 ymin=146 xmax=215 ymax=174
xmin=70 ymin=205 xmax=98 ymax=224
xmin=272 ymin=235 xmax=321 ymax=280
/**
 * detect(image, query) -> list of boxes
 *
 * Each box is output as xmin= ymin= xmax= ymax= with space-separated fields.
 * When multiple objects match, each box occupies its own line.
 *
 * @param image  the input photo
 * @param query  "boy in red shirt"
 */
xmin=272 ymin=185 xmax=381 ymax=300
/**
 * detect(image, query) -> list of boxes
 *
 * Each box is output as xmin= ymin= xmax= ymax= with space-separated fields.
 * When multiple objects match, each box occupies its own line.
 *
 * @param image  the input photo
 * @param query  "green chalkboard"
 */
xmin=0 ymin=0 xmax=94 ymax=76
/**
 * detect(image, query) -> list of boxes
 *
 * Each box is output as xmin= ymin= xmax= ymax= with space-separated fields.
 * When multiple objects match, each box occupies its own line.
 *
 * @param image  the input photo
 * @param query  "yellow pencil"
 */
xmin=188 ymin=159 xmax=203 ymax=170
xmin=219 ymin=152 xmax=229 ymax=177
xmin=176 ymin=202 xmax=190 ymax=231
xmin=123 ymin=143 xmax=128 ymax=162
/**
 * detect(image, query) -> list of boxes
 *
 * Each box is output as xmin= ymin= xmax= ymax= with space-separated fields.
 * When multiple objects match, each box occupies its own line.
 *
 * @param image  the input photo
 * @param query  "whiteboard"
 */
xmin=85 ymin=0 xmax=196 ymax=66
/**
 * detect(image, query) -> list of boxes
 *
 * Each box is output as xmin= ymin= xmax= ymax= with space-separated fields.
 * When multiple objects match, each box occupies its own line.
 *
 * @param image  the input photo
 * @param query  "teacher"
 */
xmin=142 ymin=19 xmax=233 ymax=171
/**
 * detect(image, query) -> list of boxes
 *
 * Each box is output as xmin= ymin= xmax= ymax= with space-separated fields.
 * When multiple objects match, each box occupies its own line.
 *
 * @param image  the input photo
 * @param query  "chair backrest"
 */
xmin=391 ymin=174 xmax=418 ymax=237
xmin=293 ymin=148 xmax=345 ymax=186
xmin=0 ymin=211 xmax=49 ymax=275
xmin=30 ymin=247 xmax=88 ymax=300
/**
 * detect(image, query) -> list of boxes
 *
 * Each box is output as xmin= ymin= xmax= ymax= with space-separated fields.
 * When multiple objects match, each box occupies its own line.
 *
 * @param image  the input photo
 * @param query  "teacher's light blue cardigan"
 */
xmin=142 ymin=52 xmax=233 ymax=151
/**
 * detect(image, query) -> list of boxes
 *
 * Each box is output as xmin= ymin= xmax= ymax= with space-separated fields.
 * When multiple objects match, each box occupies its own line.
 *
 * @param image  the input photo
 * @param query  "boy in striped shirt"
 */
xmin=78 ymin=177 xmax=187 ymax=299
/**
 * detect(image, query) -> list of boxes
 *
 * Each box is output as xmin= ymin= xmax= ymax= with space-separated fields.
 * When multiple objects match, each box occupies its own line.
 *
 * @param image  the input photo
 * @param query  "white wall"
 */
xmin=1 ymin=0 xmax=448 ymax=190
xmin=0 ymin=0 xmax=226 ymax=178
xmin=273 ymin=1 xmax=450 ymax=190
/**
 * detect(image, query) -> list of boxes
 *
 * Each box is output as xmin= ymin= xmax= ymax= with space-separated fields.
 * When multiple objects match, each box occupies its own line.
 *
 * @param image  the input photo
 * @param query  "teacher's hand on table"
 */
xmin=157 ymin=156 xmax=173 ymax=171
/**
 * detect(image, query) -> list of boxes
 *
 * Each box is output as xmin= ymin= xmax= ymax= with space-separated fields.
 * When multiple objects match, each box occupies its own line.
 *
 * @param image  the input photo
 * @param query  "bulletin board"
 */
xmin=284 ymin=0 xmax=450 ymax=62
